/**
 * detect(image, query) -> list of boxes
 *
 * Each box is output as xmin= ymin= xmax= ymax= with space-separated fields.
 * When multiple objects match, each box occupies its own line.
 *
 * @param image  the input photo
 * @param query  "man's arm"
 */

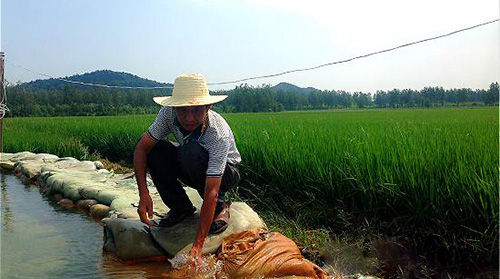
xmin=189 ymin=176 xmax=222 ymax=265
xmin=134 ymin=133 xmax=157 ymax=227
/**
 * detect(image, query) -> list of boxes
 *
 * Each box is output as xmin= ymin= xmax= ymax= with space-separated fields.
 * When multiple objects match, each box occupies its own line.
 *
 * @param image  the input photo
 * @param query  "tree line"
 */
xmin=215 ymin=82 xmax=498 ymax=112
xmin=6 ymin=84 xmax=169 ymax=117
xmin=5 ymin=82 xmax=498 ymax=117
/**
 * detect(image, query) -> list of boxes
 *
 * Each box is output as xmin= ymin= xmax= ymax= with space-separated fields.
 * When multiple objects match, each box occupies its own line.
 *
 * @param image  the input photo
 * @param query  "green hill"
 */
xmin=271 ymin=82 xmax=319 ymax=94
xmin=22 ymin=70 xmax=172 ymax=91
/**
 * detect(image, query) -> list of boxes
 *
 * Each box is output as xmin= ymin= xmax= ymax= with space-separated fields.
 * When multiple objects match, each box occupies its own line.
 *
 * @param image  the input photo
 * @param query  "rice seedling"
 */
xmin=3 ymin=107 xmax=498 ymax=265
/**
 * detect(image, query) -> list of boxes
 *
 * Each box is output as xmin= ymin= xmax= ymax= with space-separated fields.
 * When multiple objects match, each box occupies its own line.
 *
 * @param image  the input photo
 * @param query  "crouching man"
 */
xmin=133 ymin=73 xmax=241 ymax=265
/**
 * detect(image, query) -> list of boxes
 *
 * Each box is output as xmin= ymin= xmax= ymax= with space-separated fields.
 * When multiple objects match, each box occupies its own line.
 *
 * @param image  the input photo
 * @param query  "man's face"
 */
xmin=175 ymin=105 xmax=210 ymax=131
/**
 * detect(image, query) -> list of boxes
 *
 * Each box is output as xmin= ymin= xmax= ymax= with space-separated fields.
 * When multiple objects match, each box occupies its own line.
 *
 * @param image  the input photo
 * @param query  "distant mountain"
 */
xmin=271 ymin=82 xmax=319 ymax=94
xmin=21 ymin=70 xmax=172 ymax=91
xmin=17 ymin=70 xmax=318 ymax=94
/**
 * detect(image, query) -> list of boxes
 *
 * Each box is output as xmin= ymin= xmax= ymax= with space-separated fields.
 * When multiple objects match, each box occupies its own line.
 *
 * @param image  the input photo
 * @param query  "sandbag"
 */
xmin=54 ymin=157 xmax=97 ymax=172
xmin=166 ymin=229 xmax=330 ymax=279
xmin=94 ymin=190 xmax=120 ymax=205
xmin=89 ymin=204 xmax=111 ymax=220
xmin=100 ymin=201 xmax=265 ymax=260
xmin=76 ymin=199 xmax=98 ymax=214
xmin=218 ymin=229 xmax=329 ymax=279
xmin=0 ymin=153 xmax=16 ymax=170
xmin=14 ymin=161 xmax=42 ymax=179
xmin=61 ymin=180 xmax=83 ymax=200
xmin=45 ymin=174 xmax=65 ymax=193
xmin=0 ymin=161 xmax=15 ymax=170
xmin=102 ymin=218 xmax=165 ymax=260
xmin=152 ymin=202 xmax=266 ymax=256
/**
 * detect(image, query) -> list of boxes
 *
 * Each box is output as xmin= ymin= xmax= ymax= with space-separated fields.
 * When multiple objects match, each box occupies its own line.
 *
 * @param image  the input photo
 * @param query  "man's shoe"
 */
xmin=158 ymin=206 xmax=196 ymax=227
xmin=209 ymin=201 xmax=231 ymax=234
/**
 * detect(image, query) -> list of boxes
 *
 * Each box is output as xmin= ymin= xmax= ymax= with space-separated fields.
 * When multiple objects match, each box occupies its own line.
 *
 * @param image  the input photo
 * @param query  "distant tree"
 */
xmin=482 ymin=82 xmax=499 ymax=105
xmin=456 ymin=88 xmax=468 ymax=105
xmin=387 ymin=89 xmax=402 ymax=108
xmin=435 ymin=87 xmax=445 ymax=106
xmin=374 ymin=91 xmax=388 ymax=108
xmin=421 ymin=87 xmax=435 ymax=107
xmin=353 ymin=92 xmax=371 ymax=108
xmin=444 ymin=89 xmax=457 ymax=104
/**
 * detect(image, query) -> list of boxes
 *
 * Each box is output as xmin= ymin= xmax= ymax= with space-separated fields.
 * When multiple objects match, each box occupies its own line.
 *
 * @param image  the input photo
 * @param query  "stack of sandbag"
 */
xmin=1 ymin=151 xmax=267 ymax=261
xmin=103 ymin=202 xmax=265 ymax=260
xmin=166 ymin=228 xmax=331 ymax=279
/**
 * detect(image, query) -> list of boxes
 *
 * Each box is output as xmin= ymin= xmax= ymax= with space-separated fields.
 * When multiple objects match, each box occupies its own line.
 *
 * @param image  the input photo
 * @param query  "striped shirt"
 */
xmin=147 ymin=106 xmax=241 ymax=177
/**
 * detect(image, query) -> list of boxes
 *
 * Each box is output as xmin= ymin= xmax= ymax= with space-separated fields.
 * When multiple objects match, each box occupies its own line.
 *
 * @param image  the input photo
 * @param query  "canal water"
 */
xmin=0 ymin=172 xmax=171 ymax=279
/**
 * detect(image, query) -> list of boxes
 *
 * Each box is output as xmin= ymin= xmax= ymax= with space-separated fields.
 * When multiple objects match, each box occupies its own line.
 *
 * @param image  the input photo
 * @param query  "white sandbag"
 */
xmin=152 ymin=202 xmax=266 ymax=256
xmin=102 ymin=218 xmax=165 ymax=259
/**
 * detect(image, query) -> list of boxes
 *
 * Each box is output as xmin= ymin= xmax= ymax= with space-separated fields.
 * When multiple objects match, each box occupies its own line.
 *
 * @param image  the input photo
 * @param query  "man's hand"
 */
xmin=137 ymin=194 xmax=154 ymax=227
xmin=189 ymin=244 xmax=203 ymax=268
xmin=188 ymin=176 xmax=222 ymax=269
xmin=134 ymin=133 xmax=157 ymax=227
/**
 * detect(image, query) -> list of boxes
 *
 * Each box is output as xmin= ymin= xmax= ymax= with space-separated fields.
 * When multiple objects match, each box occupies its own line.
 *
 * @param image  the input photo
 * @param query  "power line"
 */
xmin=8 ymin=63 xmax=173 ymax=89
xmin=208 ymin=19 xmax=499 ymax=85
xmin=7 ymin=18 xmax=499 ymax=89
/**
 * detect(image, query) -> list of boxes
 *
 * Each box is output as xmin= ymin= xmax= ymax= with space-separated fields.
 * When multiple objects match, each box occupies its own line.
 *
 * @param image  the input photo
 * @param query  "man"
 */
xmin=133 ymin=73 xmax=241 ymax=265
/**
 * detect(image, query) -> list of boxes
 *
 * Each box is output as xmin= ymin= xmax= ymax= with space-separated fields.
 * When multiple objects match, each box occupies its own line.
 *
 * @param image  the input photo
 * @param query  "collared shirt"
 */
xmin=147 ymin=106 xmax=242 ymax=177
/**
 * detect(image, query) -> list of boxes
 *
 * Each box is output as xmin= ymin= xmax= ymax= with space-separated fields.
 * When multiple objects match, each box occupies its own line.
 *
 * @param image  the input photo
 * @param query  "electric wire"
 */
xmin=5 ymin=18 xmax=499 ymax=91
xmin=7 ymin=64 xmax=174 ymax=89
xmin=208 ymin=19 xmax=499 ymax=85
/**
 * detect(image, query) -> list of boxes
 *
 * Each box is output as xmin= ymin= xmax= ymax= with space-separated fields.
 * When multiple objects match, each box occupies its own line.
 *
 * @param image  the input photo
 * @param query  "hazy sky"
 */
xmin=1 ymin=0 xmax=498 ymax=92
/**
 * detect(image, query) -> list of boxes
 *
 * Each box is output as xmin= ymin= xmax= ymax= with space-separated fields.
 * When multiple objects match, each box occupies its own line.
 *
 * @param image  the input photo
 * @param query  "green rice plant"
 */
xmin=3 ymin=107 xmax=498 ymax=263
xmin=3 ymin=115 xmax=154 ymax=161
xmin=223 ymin=108 xmax=498 ymax=261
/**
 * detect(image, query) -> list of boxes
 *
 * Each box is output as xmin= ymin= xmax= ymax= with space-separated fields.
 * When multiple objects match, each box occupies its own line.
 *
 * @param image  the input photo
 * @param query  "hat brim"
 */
xmin=153 ymin=95 xmax=228 ymax=107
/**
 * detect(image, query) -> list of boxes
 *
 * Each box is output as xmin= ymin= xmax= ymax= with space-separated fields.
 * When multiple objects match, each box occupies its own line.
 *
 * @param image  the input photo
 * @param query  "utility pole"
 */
xmin=0 ymin=52 xmax=4 ymax=153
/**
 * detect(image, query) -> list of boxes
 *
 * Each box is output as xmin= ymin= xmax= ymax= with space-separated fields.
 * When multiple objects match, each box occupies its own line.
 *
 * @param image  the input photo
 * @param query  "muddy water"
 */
xmin=0 ymin=173 xmax=171 ymax=279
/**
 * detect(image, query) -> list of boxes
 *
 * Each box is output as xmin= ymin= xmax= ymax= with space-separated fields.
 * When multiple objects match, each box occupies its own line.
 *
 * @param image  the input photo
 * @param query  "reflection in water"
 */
xmin=0 ymin=173 xmax=174 ymax=279
xmin=1 ymin=172 xmax=13 ymax=232
xmin=102 ymin=253 xmax=172 ymax=279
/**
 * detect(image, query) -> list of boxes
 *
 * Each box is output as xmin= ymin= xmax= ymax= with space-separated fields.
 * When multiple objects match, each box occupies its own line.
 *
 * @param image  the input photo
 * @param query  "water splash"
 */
xmin=167 ymin=252 xmax=226 ymax=279
xmin=168 ymin=252 xmax=190 ymax=269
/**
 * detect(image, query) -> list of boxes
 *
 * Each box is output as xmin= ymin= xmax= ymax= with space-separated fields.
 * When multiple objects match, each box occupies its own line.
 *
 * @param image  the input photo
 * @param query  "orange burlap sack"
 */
xmin=163 ymin=229 xmax=330 ymax=279
xmin=218 ymin=228 xmax=329 ymax=279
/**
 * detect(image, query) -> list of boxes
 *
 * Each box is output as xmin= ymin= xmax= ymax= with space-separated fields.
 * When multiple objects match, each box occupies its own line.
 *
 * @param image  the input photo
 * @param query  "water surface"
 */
xmin=1 ymin=172 xmax=170 ymax=279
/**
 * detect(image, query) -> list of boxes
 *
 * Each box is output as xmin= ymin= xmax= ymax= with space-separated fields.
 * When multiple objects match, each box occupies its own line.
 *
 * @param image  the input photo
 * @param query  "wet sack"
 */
xmin=166 ymin=228 xmax=330 ymax=279
xmin=218 ymin=228 xmax=329 ymax=279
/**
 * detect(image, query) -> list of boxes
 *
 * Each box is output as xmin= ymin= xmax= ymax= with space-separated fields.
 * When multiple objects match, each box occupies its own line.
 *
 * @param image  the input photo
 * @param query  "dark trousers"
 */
xmin=147 ymin=140 xmax=240 ymax=216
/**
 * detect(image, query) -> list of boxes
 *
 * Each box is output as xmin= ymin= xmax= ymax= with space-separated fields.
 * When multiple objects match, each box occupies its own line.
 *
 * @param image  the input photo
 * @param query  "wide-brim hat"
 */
xmin=153 ymin=73 xmax=227 ymax=107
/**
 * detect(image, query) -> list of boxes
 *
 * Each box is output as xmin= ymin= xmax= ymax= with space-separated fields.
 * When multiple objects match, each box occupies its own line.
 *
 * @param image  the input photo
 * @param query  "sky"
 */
xmin=1 ymin=0 xmax=498 ymax=92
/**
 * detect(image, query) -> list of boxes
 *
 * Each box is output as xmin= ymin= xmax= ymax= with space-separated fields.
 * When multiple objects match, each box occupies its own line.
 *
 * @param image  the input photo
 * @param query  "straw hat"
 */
xmin=153 ymin=73 xmax=227 ymax=107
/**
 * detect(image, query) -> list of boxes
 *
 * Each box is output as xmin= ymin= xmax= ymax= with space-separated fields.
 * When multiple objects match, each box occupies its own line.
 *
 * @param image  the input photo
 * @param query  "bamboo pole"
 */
xmin=0 ymin=52 xmax=4 ymax=153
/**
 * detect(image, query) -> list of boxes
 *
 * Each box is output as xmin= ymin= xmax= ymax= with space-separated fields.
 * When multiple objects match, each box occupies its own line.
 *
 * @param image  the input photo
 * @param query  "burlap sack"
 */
xmin=218 ymin=228 xmax=329 ymax=279
xmin=165 ymin=228 xmax=330 ymax=279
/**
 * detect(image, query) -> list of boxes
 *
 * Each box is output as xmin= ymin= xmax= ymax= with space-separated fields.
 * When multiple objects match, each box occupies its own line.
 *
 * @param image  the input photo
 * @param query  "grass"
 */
xmin=238 ymin=109 xmax=498 ymax=275
xmin=3 ymin=115 xmax=150 ymax=161
xmin=3 ymin=107 xmax=498 ymax=276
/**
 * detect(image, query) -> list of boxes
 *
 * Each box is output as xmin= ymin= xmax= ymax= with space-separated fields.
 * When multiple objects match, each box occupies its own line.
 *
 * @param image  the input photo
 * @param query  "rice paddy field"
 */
xmin=3 ymin=107 xmax=498 ymax=274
